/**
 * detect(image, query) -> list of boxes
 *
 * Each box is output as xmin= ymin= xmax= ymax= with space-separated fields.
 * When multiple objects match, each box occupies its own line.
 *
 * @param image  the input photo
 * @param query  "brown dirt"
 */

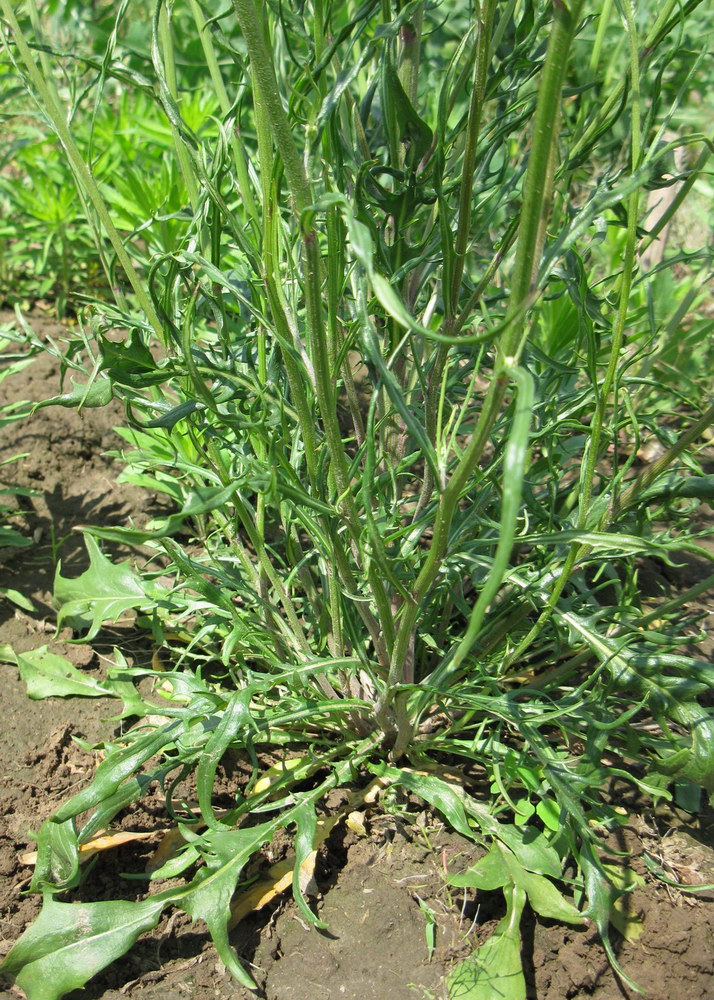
xmin=1 ymin=313 xmax=713 ymax=1000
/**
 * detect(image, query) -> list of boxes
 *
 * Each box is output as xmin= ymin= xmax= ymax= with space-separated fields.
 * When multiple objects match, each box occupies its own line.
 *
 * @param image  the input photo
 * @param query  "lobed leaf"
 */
xmin=54 ymin=535 xmax=150 ymax=640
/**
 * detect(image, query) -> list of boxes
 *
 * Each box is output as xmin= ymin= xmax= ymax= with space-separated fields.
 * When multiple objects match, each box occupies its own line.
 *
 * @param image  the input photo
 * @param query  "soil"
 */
xmin=1 ymin=312 xmax=713 ymax=1000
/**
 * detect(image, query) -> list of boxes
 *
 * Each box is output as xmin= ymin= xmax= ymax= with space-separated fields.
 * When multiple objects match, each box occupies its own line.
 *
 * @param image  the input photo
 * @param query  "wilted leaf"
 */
xmin=146 ymin=823 xmax=200 ymax=874
xmin=610 ymin=898 xmax=645 ymax=942
xmin=250 ymin=756 xmax=306 ymax=798
xmin=228 ymin=858 xmax=295 ymax=926
xmin=22 ymin=828 xmax=166 ymax=866
xmin=228 ymin=812 xmax=342 ymax=928
xmin=345 ymin=810 xmax=367 ymax=836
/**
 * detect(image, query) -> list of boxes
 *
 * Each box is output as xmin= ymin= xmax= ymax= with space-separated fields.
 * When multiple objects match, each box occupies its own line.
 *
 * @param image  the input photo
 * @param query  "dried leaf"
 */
xmin=346 ymin=810 xmax=367 ymax=836
xmin=21 ymin=829 xmax=166 ymax=867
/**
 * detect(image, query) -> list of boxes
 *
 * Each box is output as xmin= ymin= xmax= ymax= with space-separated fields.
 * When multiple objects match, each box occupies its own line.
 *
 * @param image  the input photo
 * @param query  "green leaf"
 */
xmin=291 ymin=800 xmax=326 ymax=928
xmin=52 ymin=721 xmax=183 ymax=823
xmin=99 ymin=328 xmax=175 ymax=388
xmin=32 ymin=377 xmax=113 ymax=412
xmin=448 ymin=843 xmax=509 ymax=891
xmin=196 ymin=688 xmax=256 ymax=828
xmin=371 ymin=765 xmax=475 ymax=840
xmin=447 ymin=883 xmax=526 ymax=1000
xmin=639 ymin=474 xmax=714 ymax=503
xmin=0 ymin=525 xmax=32 ymax=548
xmin=500 ymin=846 xmax=584 ymax=925
xmin=0 ymin=894 xmax=167 ymax=1000
xmin=579 ymin=844 xmax=642 ymax=993
xmin=4 ymin=645 xmax=109 ymax=700
xmin=536 ymin=798 xmax=561 ymax=832
xmin=513 ymin=798 xmax=536 ymax=825
xmin=0 ymin=587 xmax=35 ymax=610
xmin=30 ymin=818 xmax=81 ymax=894
xmin=381 ymin=55 xmax=433 ymax=170
xmin=84 ymin=484 xmax=242 ymax=547
xmin=494 ymin=824 xmax=563 ymax=880
xmin=143 ymin=399 xmax=202 ymax=428
xmin=176 ymin=822 xmax=276 ymax=989
xmin=54 ymin=535 xmax=150 ymax=640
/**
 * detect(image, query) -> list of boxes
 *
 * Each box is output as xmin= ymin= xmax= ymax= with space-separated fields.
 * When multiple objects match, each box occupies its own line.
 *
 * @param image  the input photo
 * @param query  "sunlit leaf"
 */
xmin=3 ymin=645 xmax=109 ymax=700
xmin=0 ymin=894 xmax=167 ymax=1000
xmin=448 ymin=844 xmax=509 ymax=892
xmin=371 ymin=765 xmax=475 ymax=840
xmin=500 ymin=846 xmax=584 ymax=925
xmin=175 ymin=822 xmax=276 ymax=989
xmin=54 ymin=535 xmax=150 ymax=640
xmin=447 ymin=884 xmax=526 ymax=1000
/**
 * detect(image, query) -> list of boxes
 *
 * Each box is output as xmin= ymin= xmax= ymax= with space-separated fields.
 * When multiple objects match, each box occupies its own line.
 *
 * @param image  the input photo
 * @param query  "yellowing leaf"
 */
xmin=249 ymin=757 xmax=306 ymax=798
xmin=21 ymin=829 xmax=166 ymax=867
xmin=610 ymin=897 xmax=645 ymax=942
xmin=228 ymin=859 xmax=294 ymax=927
xmin=346 ymin=810 xmax=367 ymax=836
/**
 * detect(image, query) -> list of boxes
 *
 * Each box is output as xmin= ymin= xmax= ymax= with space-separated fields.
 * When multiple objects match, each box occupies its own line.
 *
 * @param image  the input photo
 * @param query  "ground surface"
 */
xmin=1 ymin=312 xmax=713 ymax=1000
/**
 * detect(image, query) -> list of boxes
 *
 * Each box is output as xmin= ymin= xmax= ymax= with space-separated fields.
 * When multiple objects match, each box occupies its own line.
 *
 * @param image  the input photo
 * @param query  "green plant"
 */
xmin=1 ymin=2 xmax=713 ymax=999
xmin=0 ymin=323 xmax=36 ymax=609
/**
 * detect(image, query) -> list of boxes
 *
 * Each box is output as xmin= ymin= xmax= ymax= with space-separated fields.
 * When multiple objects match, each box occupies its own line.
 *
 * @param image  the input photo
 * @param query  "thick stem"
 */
xmin=501 ymin=0 xmax=643 ymax=667
xmin=233 ymin=0 xmax=395 ymax=666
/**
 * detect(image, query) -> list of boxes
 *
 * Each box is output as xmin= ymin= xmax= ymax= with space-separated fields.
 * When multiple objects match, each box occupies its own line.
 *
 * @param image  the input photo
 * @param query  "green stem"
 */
xmin=231 ymin=0 xmax=312 ymax=215
xmin=502 ymin=0 xmax=643 ymax=667
xmin=233 ymin=0 xmax=395 ymax=664
xmin=389 ymin=0 xmax=585 ymax=692
xmin=186 ymin=0 xmax=259 ymax=224
xmin=155 ymin=1 xmax=201 ymax=212
xmin=589 ymin=0 xmax=615 ymax=73
xmin=504 ymin=0 xmax=585 ymax=343
xmin=448 ymin=0 xmax=497 ymax=316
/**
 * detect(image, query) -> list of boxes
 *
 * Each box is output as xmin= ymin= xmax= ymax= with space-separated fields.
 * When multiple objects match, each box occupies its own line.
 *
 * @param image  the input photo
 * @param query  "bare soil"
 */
xmin=1 ymin=313 xmax=713 ymax=1000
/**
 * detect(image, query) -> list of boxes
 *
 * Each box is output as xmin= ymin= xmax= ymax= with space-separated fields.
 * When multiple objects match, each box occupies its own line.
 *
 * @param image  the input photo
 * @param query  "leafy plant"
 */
xmin=0 ymin=324 xmax=36 ymax=609
xmin=1 ymin=2 xmax=713 ymax=998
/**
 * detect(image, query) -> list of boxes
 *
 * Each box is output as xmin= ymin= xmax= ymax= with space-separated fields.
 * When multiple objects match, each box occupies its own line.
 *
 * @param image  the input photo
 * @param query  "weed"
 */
xmin=0 ymin=2 xmax=712 ymax=998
